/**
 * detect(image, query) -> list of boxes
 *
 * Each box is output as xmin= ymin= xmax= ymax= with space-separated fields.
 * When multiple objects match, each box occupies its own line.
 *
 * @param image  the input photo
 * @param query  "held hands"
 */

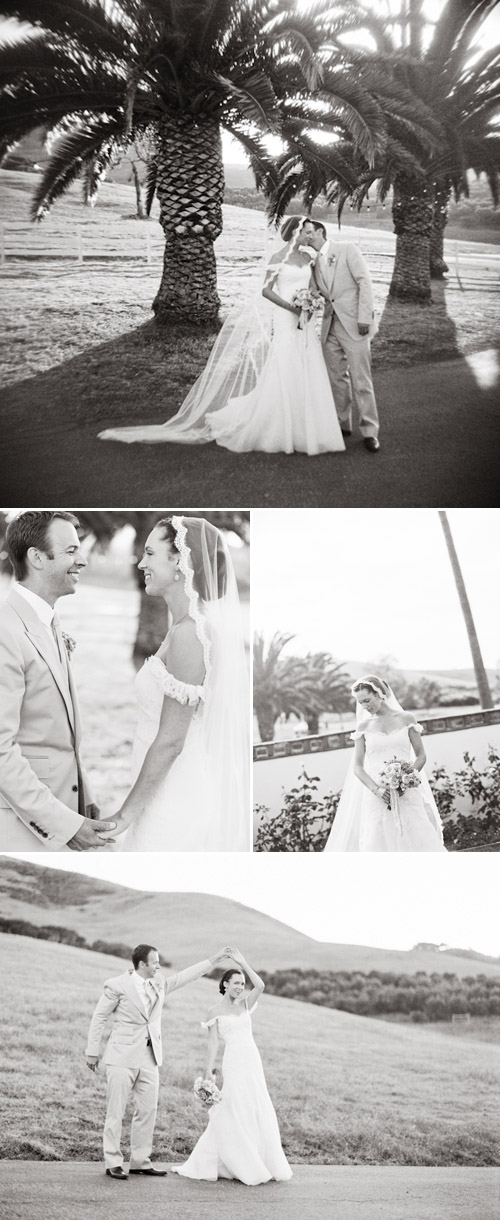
xmin=212 ymin=946 xmax=238 ymax=965
xmin=85 ymin=802 xmax=101 ymax=820
xmin=67 ymin=815 xmax=117 ymax=851
xmin=86 ymin=1056 xmax=99 ymax=1073
xmin=358 ymin=323 xmax=369 ymax=336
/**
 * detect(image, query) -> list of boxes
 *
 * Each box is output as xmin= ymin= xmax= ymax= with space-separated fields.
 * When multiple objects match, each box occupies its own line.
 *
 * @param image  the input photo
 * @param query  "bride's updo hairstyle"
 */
xmin=219 ymin=969 xmax=245 ymax=995
xmin=280 ymin=215 xmax=303 ymax=243
xmin=352 ymin=675 xmax=391 ymax=700
xmin=156 ymin=516 xmax=227 ymax=601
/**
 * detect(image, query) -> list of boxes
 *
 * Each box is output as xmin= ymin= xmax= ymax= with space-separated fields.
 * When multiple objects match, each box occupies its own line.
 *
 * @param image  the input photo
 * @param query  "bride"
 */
xmin=324 ymin=676 xmax=447 ymax=853
xmin=172 ymin=949 xmax=292 ymax=1186
xmin=105 ymin=515 xmax=249 ymax=852
xmin=99 ymin=216 xmax=345 ymax=456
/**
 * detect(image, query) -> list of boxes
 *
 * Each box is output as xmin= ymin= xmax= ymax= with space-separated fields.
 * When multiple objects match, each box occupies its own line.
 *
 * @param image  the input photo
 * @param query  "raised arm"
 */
xmin=165 ymin=946 xmax=236 ymax=996
xmin=230 ymin=948 xmax=265 ymax=1007
xmin=110 ymin=624 xmax=205 ymax=834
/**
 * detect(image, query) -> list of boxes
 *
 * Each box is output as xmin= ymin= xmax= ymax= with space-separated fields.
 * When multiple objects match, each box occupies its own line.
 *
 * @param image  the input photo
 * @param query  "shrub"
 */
xmin=254 ymin=769 xmax=339 ymax=851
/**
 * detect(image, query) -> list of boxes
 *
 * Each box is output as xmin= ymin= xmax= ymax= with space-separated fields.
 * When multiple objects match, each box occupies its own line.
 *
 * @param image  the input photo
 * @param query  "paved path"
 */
xmin=1 ymin=349 xmax=499 ymax=507
xmin=0 ymin=1163 xmax=499 ymax=1220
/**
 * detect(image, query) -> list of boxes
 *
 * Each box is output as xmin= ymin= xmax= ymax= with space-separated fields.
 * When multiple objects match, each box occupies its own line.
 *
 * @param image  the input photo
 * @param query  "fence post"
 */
xmin=0 ymin=222 xmax=5 ymax=266
xmin=146 ymin=226 xmax=151 ymax=265
xmin=454 ymin=241 xmax=464 ymax=291
xmin=77 ymin=226 xmax=83 ymax=264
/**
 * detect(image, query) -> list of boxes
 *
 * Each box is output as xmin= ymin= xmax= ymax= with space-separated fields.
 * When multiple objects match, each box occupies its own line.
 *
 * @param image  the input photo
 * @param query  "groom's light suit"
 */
xmin=86 ymin=961 xmax=213 ymax=1170
xmin=313 ymin=241 xmax=380 ymax=438
xmin=0 ymin=585 xmax=90 ymax=851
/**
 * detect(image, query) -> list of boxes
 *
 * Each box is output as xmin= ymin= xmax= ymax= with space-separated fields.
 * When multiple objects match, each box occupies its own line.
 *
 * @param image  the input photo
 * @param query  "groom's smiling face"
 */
xmin=29 ymin=518 xmax=87 ymax=603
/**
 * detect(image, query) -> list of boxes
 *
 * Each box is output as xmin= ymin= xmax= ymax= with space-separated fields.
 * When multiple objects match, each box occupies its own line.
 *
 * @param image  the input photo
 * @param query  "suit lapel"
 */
xmin=121 ymin=973 xmax=149 ymax=1020
xmin=8 ymin=588 xmax=76 ymax=736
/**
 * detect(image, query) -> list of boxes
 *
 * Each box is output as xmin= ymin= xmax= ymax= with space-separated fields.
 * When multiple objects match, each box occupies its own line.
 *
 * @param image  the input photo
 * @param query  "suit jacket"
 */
xmin=86 ymin=961 xmax=214 ymax=1068
xmin=313 ymin=241 xmax=378 ymax=343
xmin=0 ymin=586 xmax=88 ymax=849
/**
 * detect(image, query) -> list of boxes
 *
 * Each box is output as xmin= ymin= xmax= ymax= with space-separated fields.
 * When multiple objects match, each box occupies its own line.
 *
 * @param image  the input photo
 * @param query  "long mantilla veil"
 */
xmin=172 ymin=516 xmax=249 ymax=850
xmin=98 ymin=220 xmax=311 ymax=445
xmin=323 ymin=676 xmax=444 ymax=852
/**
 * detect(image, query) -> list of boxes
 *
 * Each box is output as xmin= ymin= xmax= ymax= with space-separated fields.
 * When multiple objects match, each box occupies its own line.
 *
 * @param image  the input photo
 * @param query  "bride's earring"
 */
xmin=174 ymin=570 xmax=180 ymax=582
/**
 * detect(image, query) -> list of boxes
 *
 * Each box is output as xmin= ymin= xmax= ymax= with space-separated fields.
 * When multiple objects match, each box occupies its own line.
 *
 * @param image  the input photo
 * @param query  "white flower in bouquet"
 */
xmin=292 ymin=288 xmax=323 ymax=330
xmin=193 ymin=1076 xmax=222 ymax=1107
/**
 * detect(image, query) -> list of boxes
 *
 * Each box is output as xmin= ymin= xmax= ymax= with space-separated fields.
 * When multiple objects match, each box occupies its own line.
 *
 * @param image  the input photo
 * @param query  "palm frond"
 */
xmin=30 ymin=116 xmax=123 ymax=218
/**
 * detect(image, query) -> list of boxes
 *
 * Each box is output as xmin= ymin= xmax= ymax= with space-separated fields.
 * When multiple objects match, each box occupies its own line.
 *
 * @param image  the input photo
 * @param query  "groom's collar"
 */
xmin=14 ymin=583 xmax=54 ymax=628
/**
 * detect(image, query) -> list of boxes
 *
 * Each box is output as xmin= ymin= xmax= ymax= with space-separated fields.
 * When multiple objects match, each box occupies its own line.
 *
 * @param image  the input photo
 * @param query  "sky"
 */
xmin=5 ymin=852 xmax=500 ymax=957
xmin=251 ymin=509 xmax=500 ymax=672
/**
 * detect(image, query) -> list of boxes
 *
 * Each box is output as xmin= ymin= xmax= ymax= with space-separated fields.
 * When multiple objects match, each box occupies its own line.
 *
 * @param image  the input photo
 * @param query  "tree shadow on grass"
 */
xmin=373 ymin=280 xmax=462 ymax=369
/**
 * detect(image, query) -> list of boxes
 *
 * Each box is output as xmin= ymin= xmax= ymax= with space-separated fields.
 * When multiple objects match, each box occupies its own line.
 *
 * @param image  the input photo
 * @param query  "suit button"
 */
xmin=72 ymin=785 xmax=78 ymax=792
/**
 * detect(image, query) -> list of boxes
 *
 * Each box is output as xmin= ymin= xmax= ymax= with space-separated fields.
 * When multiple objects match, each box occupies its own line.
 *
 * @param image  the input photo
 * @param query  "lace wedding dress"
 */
xmin=172 ymin=1004 xmax=292 ymax=1185
xmin=207 ymin=263 xmax=345 ymax=454
xmin=325 ymin=723 xmax=446 ymax=853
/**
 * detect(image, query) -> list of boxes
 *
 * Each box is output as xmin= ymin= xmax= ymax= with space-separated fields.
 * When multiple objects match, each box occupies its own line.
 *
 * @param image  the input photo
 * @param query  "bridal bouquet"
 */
xmin=292 ymin=288 xmax=323 ymax=331
xmin=193 ymin=1076 xmax=222 ymax=1107
xmin=378 ymin=758 xmax=421 ymax=833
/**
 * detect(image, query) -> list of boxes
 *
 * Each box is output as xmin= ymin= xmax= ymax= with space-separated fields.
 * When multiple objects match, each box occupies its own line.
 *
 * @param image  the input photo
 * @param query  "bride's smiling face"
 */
xmin=224 ymin=971 xmax=246 ymax=1000
xmin=138 ymin=526 xmax=179 ymax=596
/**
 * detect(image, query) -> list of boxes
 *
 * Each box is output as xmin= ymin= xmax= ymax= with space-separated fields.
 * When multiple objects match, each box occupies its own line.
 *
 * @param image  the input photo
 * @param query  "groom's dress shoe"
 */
xmin=363 ymin=437 xmax=380 ymax=452
xmin=129 ymin=1167 xmax=167 ymax=1176
xmin=106 ymin=1167 xmax=128 ymax=1180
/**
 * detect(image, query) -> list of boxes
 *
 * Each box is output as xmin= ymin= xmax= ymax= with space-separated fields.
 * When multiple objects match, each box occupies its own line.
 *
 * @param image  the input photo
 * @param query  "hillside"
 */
xmin=0 ymin=934 xmax=497 ymax=1166
xmin=1 ymin=858 xmax=499 ymax=978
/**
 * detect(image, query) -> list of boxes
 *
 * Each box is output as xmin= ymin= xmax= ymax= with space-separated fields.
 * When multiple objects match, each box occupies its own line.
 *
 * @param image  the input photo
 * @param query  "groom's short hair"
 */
xmin=132 ymin=944 xmax=157 ymax=970
xmin=308 ymin=219 xmax=327 ymax=240
xmin=7 ymin=510 xmax=80 ymax=582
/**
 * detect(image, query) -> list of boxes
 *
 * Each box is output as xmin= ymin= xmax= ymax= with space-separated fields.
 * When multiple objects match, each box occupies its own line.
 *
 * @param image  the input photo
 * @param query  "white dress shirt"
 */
xmin=133 ymin=972 xmax=154 ymax=1014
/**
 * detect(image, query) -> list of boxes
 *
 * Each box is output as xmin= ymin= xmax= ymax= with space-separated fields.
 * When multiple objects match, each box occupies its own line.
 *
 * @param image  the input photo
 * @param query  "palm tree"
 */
xmin=267 ymin=0 xmax=500 ymax=302
xmin=0 ymin=0 xmax=384 ymax=324
xmin=438 ymin=511 xmax=493 ymax=709
xmin=286 ymin=651 xmax=351 ymax=734
xmin=253 ymin=631 xmax=304 ymax=742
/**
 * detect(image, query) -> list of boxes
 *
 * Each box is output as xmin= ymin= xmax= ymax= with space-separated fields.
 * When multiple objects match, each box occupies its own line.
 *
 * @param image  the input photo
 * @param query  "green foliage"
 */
xmin=253 ymin=633 xmax=351 ymax=741
xmin=0 ymin=916 xmax=171 ymax=965
xmin=433 ymin=745 xmax=500 ymax=850
xmin=255 ymin=768 xmax=340 ymax=852
xmin=255 ymin=747 xmax=500 ymax=851
xmin=260 ymin=967 xmax=500 ymax=1023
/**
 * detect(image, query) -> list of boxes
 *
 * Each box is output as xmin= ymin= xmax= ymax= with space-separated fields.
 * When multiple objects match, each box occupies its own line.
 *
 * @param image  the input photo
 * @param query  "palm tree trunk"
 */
xmin=255 ymin=706 xmax=277 ymax=743
xmin=390 ymin=175 xmax=433 ymax=303
xmin=305 ymin=711 xmax=320 ymax=735
xmin=131 ymin=161 xmax=145 ymax=219
xmin=430 ymin=183 xmax=450 ymax=279
xmin=438 ymin=511 xmax=493 ymax=709
xmin=152 ymin=114 xmax=224 ymax=325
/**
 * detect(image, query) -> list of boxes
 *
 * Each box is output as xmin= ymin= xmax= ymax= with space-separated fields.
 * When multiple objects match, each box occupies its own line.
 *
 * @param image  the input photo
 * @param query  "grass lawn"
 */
xmin=0 ymin=935 xmax=498 ymax=1167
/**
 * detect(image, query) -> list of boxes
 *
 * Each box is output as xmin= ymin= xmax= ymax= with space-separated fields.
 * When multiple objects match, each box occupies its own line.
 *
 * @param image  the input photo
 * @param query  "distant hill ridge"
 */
xmin=1 ymin=857 xmax=498 ymax=978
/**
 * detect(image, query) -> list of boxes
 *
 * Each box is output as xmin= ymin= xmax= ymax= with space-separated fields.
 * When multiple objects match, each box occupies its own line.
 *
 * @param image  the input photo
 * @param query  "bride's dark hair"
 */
xmin=280 ymin=215 xmax=303 ymax=242
xmin=352 ymin=676 xmax=391 ymax=698
xmin=219 ymin=969 xmax=245 ymax=995
xmin=156 ymin=516 xmax=227 ymax=600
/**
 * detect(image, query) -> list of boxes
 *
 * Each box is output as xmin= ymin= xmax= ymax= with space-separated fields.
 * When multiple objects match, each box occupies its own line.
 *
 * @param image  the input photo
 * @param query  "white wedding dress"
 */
xmin=207 ymin=263 xmax=345 ymax=454
xmin=117 ymin=656 xmax=213 ymax=852
xmin=172 ymin=1004 xmax=292 ymax=1185
xmin=326 ymin=722 xmax=446 ymax=853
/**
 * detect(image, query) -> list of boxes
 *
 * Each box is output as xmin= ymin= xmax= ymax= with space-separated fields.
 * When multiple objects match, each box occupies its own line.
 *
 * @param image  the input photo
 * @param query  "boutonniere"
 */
xmin=62 ymin=632 xmax=76 ymax=656
xmin=327 ymin=254 xmax=336 ymax=267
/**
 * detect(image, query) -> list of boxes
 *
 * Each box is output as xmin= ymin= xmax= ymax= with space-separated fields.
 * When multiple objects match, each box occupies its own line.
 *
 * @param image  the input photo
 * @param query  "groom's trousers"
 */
xmin=104 ymin=1045 xmax=159 ymax=1170
xmin=324 ymin=316 xmax=379 ymax=438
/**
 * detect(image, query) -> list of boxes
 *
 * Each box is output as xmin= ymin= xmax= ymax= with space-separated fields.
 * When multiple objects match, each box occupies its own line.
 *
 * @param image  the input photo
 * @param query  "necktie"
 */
xmin=145 ymin=982 xmax=155 ymax=1016
xmin=51 ymin=612 xmax=64 ymax=663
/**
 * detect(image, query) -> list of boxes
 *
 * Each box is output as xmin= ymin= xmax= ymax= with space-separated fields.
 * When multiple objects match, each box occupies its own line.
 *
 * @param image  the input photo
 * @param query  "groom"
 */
xmin=300 ymin=219 xmax=380 ymax=452
xmin=86 ymin=944 xmax=234 ymax=1179
xmin=0 ymin=509 xmax=115 ymax=851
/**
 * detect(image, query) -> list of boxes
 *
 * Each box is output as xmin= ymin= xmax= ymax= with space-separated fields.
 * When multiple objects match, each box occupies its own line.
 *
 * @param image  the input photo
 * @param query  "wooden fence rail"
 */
xmin=0 ymin=220 xmax=165 ymax=264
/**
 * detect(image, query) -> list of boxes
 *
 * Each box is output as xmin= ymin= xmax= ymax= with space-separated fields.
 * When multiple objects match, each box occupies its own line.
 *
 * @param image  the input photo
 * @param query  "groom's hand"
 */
xmin=86 ymin=802 xmax=101 ymax=820
xmin=67 ymin=816 xmax=117 ymax=851
xmin=86 ymin=1056 xmax=99 ymax=1072
xmin=358 ymin=323 xmax=369 ymax=336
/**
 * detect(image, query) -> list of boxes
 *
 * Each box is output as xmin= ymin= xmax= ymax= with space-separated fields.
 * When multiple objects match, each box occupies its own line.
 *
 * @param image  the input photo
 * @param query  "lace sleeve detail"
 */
xmin=408 ymin=721 xmax=424 ymax=735
xmin=201 ymin=1017 xmax=218 ymax=1029
xmin=351 ymin=729 xmax=365 ymax=741
xmin=148 ymin=657 xmax=205 ymax=706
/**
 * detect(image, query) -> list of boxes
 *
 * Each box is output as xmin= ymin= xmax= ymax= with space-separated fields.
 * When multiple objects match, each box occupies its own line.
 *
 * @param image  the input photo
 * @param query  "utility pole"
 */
xmin=438 ymin=511 xmax=493 ymax=709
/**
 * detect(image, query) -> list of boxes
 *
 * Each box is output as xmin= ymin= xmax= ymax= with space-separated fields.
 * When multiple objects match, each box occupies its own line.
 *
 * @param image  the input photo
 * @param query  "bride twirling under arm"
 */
xmin=172 ymin=949 xmax=292 ymax=1186
xmin=324 ymin=676 xmax=447 ymax=853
